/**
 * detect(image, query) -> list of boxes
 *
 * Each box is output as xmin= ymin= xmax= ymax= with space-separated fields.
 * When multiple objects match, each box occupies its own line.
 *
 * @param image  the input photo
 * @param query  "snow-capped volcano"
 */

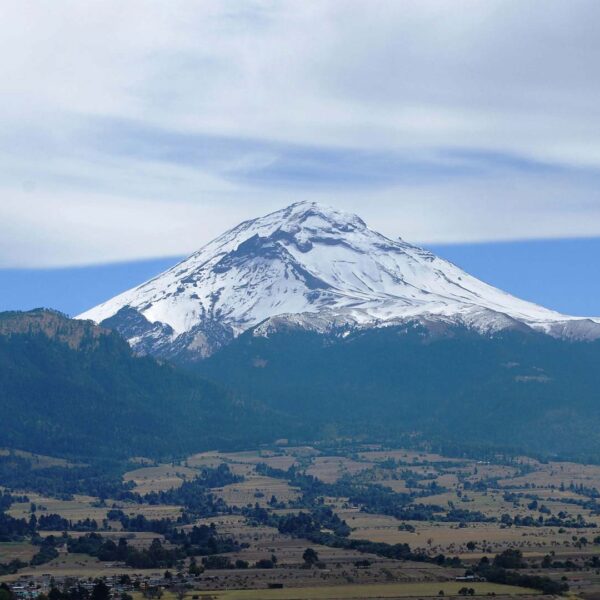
xmin=78 ymin=202 xmax=600 ymax=359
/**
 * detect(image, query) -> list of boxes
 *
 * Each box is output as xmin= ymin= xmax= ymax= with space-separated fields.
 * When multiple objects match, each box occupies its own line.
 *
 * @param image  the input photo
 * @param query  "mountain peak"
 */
xmin=233 ymin=202 xmax=368 ymax=247
xmin=78 ymin=203 xmax=600 ymax=360
xmin=269 ymin=201 xmax=367 ymax=230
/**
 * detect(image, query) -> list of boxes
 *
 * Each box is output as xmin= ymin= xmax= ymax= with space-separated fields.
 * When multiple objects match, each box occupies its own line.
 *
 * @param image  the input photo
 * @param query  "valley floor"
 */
xmin=2 ymin=443 xmax=600 ymax=599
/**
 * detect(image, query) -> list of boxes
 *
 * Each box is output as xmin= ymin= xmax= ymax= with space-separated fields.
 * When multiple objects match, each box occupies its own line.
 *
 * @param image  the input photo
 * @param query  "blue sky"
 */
xmin=1 ymin=1 xmax=600 ymax=313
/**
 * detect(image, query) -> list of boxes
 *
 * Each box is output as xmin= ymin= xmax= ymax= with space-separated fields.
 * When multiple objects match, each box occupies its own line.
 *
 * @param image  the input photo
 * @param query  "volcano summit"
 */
xmin=79 ymin=202 xmax=600 ymax=361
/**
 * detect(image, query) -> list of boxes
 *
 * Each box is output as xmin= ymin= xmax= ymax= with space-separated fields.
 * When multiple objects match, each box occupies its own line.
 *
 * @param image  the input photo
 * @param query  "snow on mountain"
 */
xmin=78 ymin=202 xmax=600 ymax=359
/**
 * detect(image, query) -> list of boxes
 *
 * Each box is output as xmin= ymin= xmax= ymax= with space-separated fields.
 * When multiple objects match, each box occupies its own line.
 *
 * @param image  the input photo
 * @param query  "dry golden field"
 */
xmin=123 ymin=464 xmax=200 ymax=494
xmin=5 ymin=443 xmax=600 ymax=597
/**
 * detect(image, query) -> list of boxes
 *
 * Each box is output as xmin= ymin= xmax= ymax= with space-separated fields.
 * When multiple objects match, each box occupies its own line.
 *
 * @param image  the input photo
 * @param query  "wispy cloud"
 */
xmin=2 ymin=0 xmax=600 ymax=266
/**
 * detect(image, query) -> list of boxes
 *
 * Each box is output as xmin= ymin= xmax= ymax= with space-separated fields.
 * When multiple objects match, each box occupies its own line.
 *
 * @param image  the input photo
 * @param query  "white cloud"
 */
xmin=1 ymin=0 xmax=600 ymax=266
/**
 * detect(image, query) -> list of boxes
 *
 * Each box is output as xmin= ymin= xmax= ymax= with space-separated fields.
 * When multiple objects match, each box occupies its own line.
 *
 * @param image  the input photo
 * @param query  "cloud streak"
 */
xmin=2 ymin=0 xmax=600 ymax=266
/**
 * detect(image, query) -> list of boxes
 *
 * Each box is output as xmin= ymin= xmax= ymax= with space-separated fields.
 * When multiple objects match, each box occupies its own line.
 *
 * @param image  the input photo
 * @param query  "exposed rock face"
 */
xmin=0 ymin=308 xmax=111 ymax=350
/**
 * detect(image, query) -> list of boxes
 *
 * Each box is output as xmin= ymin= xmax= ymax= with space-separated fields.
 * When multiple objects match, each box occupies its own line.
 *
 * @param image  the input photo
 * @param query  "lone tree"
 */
xmin=302 ymin=547 xmax=319 ymax=567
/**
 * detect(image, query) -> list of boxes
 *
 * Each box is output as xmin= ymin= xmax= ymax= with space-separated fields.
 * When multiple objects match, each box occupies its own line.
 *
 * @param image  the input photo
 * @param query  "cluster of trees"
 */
xmin=255 ymin=463 xmax=492 ymax=524
xmin=0 ymin=534 xmax=63 ymax=574
xmin=0 ymin=491 xmax=28 ymax=512
xmin=277 ymin=507 xmax=351 ymax=538
xmin=567 ymin=482 xmax=599 ymax=498
xmin=106 ymin=510 xmax=175 ymax=534
xmin=457 ymin=587 xmax=476 ymax=596
xmin=474 ymin=551 xmax=569 ymax=595
xmin=0 ymin=560 xmax=28 ymax=577
xmin=167 ymin=523 xmax=242 ymax=554
xmin=36 ymin=514 xmax=99 ymax=532
xmin=0 ymin=515 xmax=63 ymax=573
xmin=0 ymin=455 xmax=138 ymax=501
xmin=498 ymin=512 xmax=594 ymax=528
xmin=143 ymin=465 xmax=241 ymax=515
xmin=398 ymin=469 xmax=446 ymax=492
xmin=40 ymin=581 xmax=113 ymax=600
xmin=502 ymin=490 xmax=600 ymax=524
xmin=243 ymin=504 xmax=461 ymax=567
xmin=30 ymin=536 xmax=59 ymax=566
xmin=200 ymin=554 xmax=277 ymax=570
xmin=68 ymin=536 xmax=182 ymax=569
xmin=0 ymin=512 xmax=31 ymax=541
xmin=67 ymin=526 xmax=240 ymax=569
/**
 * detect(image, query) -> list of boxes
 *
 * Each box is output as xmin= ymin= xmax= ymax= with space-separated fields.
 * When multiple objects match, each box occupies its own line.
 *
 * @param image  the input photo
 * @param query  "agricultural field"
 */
xmin=3 ymin=444 xmax=600 ymax=599
xmin=305 ymin=457 xmax=373 ymax=484
xmin=0 ymin=542 xmax=37 ymax=563
xmin=8 ymin=493 xmax=112 ymax=522
xmin=123 ymin=464 xmax=201 ymax=494
xmin=203 ymin=581 xmax=540 ymax=600
xmin=213 ymin=475 xmax=301 ymax=508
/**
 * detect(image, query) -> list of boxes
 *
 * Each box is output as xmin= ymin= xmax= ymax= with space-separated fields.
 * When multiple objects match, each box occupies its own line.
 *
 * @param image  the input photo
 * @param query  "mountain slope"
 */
xmin=79 ymin=202 xmax=600 ymax=361
xmin=0 ymin=309 xmax=281 ymax=458
xmin=195 ymin=322 xmax=600 ymax=461
xmin=72 ymin=202 xmax=600 ymax=460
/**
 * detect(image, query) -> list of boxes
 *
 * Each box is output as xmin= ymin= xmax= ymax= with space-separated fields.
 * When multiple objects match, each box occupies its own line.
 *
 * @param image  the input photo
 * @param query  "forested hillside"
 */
xmin=195 ymin=322 xmax=600 ymax=462
xmin=0 ymin=310 xmax=280 ymax=459
xmin=5 ymin=308 xmax=600 ymax=464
